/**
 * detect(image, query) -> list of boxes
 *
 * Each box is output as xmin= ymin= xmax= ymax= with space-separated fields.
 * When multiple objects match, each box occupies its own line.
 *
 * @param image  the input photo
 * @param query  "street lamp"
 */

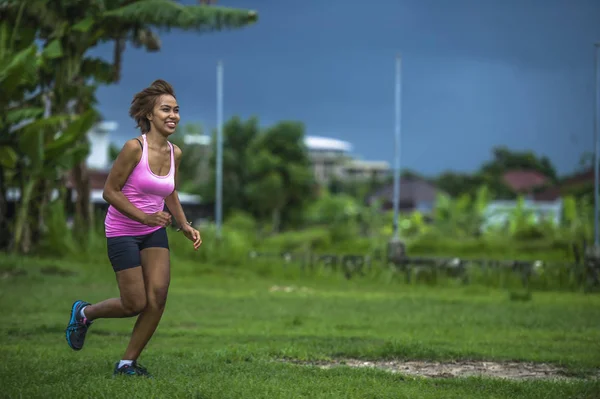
xmin=392 ymin=54 xmax=402 ymax=240
xmin=388 ymin=54 xmax=406 ymax=264
xmin=594 ymin=43 xmax=600 ymax=249
xmin=215 ymin=60 xmax=224 ymax=240
xmin=585 ymin=43 xmax=600 ymax=291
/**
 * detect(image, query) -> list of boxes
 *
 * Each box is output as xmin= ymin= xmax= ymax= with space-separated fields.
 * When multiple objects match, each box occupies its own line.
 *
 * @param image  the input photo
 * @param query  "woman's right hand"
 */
xmin=143 ymin=211 xmax=172 ymax=227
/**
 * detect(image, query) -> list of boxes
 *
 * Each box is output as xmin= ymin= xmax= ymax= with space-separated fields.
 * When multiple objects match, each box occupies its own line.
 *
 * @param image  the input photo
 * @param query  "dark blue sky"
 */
xmin=92 ymin=0 xmax=600 ymax=176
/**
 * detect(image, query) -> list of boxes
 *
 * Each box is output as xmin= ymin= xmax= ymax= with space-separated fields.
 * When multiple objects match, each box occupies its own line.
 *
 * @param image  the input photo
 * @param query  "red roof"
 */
xmin=533 ymin=168 xmax=594 ymax=201
xmin=502 ymin=170 xmax=549 ymax=192
xmin=562 ymin=168 xmax=593 ymax=186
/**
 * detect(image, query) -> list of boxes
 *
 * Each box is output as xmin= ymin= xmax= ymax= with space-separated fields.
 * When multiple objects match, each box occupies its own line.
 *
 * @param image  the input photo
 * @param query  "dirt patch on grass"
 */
xmin=269 ymin=285 xmax=314 ymax=294
xmin=283 ymin=359 xmax=599 ymax=381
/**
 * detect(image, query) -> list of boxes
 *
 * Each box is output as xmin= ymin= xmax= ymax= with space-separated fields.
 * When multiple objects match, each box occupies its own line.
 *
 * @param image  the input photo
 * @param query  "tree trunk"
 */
xmin=70 ymin=79 xmax=95 ymax=238
xmin=12 ymin=178 xmax=36 ymax=254
xmin=58 ymin=176 xmax=69 ymax=221
xmin=113 ymin=39 xmax=125 ymax=82
xmin=0 ymin=164 xmax=9 ymax=250
xmin=271 ymin=207 xmax=281 ymax=234
xmin=30 ymin=178 xmax=50 ymax=243
xmin=73 ymin=161 xmax=92 ymax=236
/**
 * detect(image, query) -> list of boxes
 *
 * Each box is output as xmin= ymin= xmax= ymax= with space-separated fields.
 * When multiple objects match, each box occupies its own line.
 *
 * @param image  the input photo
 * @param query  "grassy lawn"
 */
xmin=1 ymin=254 xmax=599 ymax=398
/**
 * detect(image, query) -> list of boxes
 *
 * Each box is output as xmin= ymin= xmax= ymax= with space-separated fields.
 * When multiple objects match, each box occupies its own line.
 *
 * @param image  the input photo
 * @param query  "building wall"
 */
xmin=482 ymin=199 xmax=563 ymax=229
xmin=87 ymin=121 xmax=118 ymax=171
xmin=305 ymin=140 xmax=390 ymax=185
xmin=307 ymin=149 xmax=349 ymax=184
xmin=340 ymin=160 xmax=390 ymax=181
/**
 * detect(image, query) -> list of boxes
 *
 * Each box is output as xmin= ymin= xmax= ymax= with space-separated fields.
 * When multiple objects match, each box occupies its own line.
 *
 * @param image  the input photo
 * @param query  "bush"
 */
xmin=36 ymin=200 xmax=76 ymax=258
xmin=223 ymin=210 xmax=258 ymax=234
xmin=169 ymin=223 xmax=253 ymax=267
xmin=407 ymin=235 xmax=576 ymax=262
xmin=259 ymin=227 xmax=332 ymax=252
xmin=20 ymin=185 xmax=595 ymax=293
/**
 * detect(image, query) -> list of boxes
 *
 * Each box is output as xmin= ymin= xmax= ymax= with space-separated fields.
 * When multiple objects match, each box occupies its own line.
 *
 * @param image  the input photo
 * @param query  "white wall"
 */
xmin=87 ymin=121 xmax=118 ymax=170
xmin=482 ymin=199 xmax=563 ymax=229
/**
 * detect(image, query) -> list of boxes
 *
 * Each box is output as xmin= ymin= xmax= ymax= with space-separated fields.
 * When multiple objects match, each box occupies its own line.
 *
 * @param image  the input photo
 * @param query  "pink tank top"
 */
xmin=105 ymin=134 xmax=175 ymax=237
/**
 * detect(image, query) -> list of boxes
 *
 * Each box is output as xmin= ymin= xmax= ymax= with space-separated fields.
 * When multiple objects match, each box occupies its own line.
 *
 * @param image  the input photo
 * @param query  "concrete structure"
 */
xmin=183 ymin=135 xmax=211 ymax=146
xmin=303 ymin=136 xmax=390 ymax=184
xmin=304 ymin=136 xmax=353 ymax=183
xmin=340 ymin=159 xmax=390 ymax=181
xmin=481 ymin=198 xmax=563 ymax=230
xmin=86 ymin=121 xmax=116 ymax=170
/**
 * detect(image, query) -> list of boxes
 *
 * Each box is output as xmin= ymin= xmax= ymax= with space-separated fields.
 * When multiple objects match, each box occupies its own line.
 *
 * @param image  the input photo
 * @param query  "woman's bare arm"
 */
xmin=102 ymin=139 xmax=148 ymax=224
xmin=164 ymin=144 xmax=189 ymax=227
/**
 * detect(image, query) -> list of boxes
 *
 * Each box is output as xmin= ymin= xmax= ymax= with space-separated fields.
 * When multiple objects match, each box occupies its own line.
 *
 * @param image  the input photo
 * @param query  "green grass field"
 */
xmin=1 ymin=254 xmax=600 ymax=398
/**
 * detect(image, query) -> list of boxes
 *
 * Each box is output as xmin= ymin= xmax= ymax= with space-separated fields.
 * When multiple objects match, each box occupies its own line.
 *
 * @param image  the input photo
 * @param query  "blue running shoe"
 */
xmin=65 ymin=300 xmax=92 ymax=351
xmin=113 ymin=361 xmax=153 ymax=378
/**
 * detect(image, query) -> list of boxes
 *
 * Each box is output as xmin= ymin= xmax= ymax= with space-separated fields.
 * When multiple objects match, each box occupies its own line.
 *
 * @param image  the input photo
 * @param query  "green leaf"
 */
xmin=6 ymin=107 xmax=44 ymax=126
xmin=14 ymin=115 xmax=68 ymax=137
xmin=103 ymin=1 xmax=258 ymax=32
xmin=42 ymin=39 xmax=63 ymax=59
xmin=81 ymin=57 xmax=115 ymax=84
xmin=0 ymin=145 xmax=17 ymax=169
xmin=51 ymin=143 xmax=90 ymax=172
xmin=45 ymin=109 xmax=99 ymax=158
xmin=17 ymin=126 xmax=44 ymax=171
xmin=0 ymin=21 xmax=8 ymax=60
xmin=0 ymin=42 xmax=37 ymax=97
xmin=14 ymin=115 xmax=68 ymax=171
xmin=72 ymin=17 xmax=95 ymax=33
xmin=247 ymin=149 xmax=280 ymax=176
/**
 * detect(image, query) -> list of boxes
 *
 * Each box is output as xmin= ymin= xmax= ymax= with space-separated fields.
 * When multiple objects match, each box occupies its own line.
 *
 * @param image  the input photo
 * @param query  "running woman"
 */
xmin=65 ymin=79 xmax=202 ymax=377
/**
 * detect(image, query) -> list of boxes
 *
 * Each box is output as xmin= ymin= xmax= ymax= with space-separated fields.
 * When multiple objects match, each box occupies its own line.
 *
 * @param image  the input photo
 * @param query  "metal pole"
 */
xmin=392 ymin=54 xmax=402 ymax=239
xmin=594 ymin=43 xmax=599 ymax=248
xmin=215 ymin=60 xmax=224 ymax=239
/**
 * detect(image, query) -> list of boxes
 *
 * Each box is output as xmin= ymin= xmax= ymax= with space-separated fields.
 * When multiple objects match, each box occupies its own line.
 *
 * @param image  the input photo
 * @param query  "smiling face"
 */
xmin=147 ymin=94 xmax=180 ymax=137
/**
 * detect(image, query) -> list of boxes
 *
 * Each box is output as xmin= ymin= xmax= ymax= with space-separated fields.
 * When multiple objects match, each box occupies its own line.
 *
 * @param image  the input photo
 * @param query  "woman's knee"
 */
xmin=115 ymin=265 xmax=147 ymax=316
xmin=148 ymin=285 xmax=169 ymax=309
xmin=121 ymin=295 xmax=147 ymax=316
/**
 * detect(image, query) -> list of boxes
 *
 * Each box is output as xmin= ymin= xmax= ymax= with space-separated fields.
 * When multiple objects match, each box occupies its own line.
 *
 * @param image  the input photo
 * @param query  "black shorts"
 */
xmin=106 ymin=228 xmax=169 ymax=272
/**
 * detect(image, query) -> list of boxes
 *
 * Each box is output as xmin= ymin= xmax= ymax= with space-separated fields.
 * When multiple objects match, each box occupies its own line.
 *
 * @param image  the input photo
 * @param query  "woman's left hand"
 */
xmin=182 ymin=225 xmax=202 ymax=250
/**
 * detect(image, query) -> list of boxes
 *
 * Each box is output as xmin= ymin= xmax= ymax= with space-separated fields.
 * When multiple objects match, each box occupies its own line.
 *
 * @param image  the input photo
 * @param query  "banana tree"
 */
xmin=0 ymin=16 xmax=44 ymax=251
xmin=0 ymin=14 xmax=99 ymax=252
xmin=9 ymin=110 xmax=98 ymax=253
xmin=1 ymin=0 xmax=259 ymax=236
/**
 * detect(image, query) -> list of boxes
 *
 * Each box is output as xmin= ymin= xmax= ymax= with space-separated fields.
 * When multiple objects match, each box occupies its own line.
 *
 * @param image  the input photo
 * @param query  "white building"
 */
xmin=86 ymin=121 xmax=117 ymax=170
xmin=304 ymin=136 xmax=390 ymax=184
xmin=304 ymin=136 xmax=353 ymax=183
xmin=482 ymin=199 xmax=563 ymax=230
xmin=339 ymin=159 xmax=391 ymax=182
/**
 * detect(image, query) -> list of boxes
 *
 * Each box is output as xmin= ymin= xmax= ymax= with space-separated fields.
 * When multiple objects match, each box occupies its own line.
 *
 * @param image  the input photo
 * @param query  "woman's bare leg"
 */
xmin=65 ymin=266 xmax=147 ymax=352
xmin=121 ymin=247 xmax=170 ymax=361
xmin=84 ymin=267 xmax=147 ymax=320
